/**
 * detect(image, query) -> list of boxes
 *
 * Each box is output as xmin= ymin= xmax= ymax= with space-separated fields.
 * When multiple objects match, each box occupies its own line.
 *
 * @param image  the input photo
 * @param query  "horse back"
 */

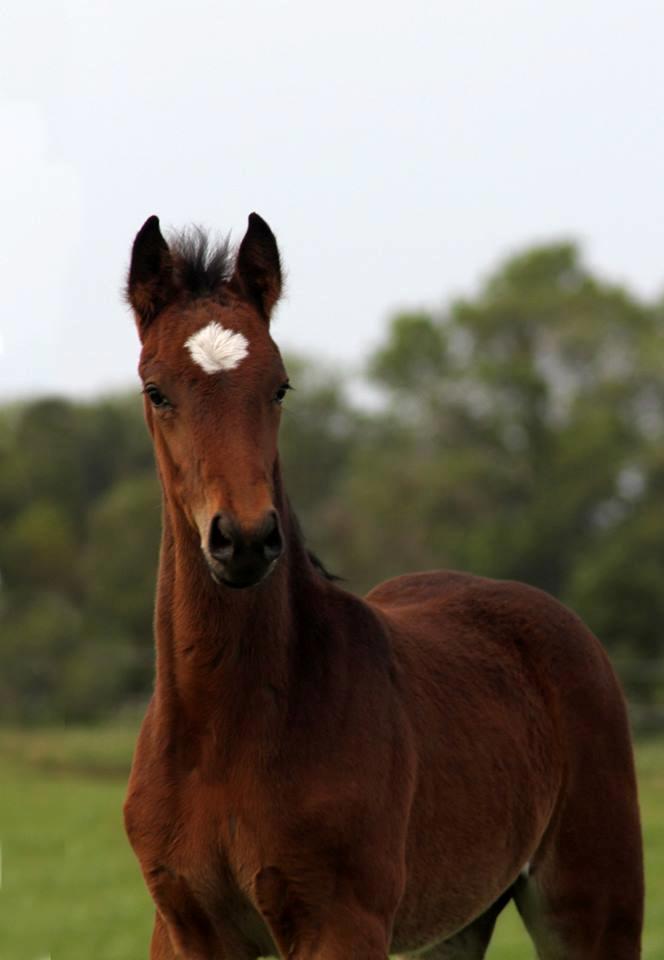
xmin=366 ymin=568 xmax=627 ymax=723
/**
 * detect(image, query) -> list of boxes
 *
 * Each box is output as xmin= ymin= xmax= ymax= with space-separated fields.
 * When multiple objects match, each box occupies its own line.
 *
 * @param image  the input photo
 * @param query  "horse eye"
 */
xmin=144 ymin=384 xmax=169 ymax=408
xmin=274 ymin=383 xmax=291 ymax=405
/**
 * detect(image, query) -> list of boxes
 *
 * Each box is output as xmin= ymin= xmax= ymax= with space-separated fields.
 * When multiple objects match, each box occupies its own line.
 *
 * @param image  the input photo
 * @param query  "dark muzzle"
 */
xmin=207 ymin=509 xmax=283 ymax=588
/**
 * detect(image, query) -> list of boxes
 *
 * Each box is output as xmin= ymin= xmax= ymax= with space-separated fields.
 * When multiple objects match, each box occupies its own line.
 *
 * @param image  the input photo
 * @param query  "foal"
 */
xmin=124 ymin=213 xmax=643 ymax=959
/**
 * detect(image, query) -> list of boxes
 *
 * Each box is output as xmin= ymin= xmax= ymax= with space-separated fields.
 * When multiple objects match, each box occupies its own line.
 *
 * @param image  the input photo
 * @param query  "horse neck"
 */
xmin=152 ymin=464 xmax=321 ymax=725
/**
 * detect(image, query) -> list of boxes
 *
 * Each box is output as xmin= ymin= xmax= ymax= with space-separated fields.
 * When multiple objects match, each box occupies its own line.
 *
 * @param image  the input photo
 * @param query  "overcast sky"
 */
xmin=2 ymin=0 xmax=663 ymax=399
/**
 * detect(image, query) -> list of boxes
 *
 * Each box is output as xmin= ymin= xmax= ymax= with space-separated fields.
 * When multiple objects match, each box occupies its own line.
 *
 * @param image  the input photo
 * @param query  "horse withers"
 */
xmin=123 ymin=213 xmax=643 ymax=959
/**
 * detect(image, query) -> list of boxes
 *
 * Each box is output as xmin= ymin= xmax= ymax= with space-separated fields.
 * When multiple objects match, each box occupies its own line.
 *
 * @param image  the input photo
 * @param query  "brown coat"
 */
xmin=124 ymin=214 xmax=643 ymax=959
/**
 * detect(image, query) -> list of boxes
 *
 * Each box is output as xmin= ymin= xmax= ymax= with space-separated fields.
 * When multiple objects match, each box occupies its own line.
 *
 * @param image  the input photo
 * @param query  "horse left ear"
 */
xmin=231 ymin=213 xmax=282 ymax=320
xmin=127 ymin=215 xmax=176 ymax=337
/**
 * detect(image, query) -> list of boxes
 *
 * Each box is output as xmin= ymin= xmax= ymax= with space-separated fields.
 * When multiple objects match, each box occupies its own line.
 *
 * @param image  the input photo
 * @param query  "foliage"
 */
xmin=1 ymin=241 xmax=663 ymax=721
xmin=348 ymin=244 xmax=664 ymax=631
xmin=0 ymin=396 xmax=158 ymax=721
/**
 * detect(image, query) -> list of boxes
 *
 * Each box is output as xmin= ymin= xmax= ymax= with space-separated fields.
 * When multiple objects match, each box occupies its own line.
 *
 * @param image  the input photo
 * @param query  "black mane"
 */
xmin=306 ymin=549 xmax=343 ymax=583
xmin=169 ymin=226 xmax=234 ymax=299
xmin=288 ymin=506 xmax=341 ymax=582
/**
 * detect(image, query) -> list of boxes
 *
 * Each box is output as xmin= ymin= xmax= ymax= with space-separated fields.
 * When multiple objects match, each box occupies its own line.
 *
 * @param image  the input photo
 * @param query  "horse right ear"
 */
xmin=127 ymin=216 xmax=175 ymax=336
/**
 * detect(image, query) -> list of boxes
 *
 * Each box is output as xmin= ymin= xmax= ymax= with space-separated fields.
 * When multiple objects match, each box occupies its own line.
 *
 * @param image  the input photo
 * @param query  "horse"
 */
xmin=123 ymin=212 xmax=643 ymax=960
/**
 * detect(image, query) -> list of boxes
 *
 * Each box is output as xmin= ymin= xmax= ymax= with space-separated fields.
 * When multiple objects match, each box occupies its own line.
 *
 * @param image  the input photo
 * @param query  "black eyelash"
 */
xmin=143 ymin=384 xmax=170 ymax=408
xmin=274 ymin=382 xmax=292 ymax=405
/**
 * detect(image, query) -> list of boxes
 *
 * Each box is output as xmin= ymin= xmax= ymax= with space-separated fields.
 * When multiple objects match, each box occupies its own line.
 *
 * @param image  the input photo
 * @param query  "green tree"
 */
xmin=82 ymin=472 xmax=161 ymax=697
xmin=279 ymin=355 xmax=360 ymax=575
xmin=348 ymin=243 xmax=664 ymax=668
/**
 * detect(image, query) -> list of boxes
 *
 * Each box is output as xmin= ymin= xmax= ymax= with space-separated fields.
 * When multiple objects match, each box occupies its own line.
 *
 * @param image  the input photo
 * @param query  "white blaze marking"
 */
xmin=184 ymin=321 xmax=249 ymax=374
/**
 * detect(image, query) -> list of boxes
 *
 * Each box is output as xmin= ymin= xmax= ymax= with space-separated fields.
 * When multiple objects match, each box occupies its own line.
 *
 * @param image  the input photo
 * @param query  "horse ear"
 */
xmin=127 ymin=215 xmax=175 ymax=336
xmin=231 ymin=213 xmax=282 ymax=320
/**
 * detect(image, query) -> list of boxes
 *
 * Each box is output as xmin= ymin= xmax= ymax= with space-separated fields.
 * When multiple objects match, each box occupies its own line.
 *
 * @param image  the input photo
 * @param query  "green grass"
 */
xmin=0 ymin=727 xmax=152 ymax=960
xmin=1 ymin=727 xmax=662 ymax=959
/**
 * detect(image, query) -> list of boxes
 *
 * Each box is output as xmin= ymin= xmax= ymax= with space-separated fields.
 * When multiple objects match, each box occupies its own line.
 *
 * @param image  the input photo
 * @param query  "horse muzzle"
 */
xmin=205 ymin=509 xmax=283 ymax=588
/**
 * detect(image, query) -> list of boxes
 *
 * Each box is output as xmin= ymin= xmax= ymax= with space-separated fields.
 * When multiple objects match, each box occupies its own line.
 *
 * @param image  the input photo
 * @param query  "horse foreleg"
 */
xmin=394 ymin=885 xmax=514 ymax=960
xmin=292 ymin=907 xmax=390 ymax=960
xmin=254 ymin=864 xmax=394 ymax=960
xmin=150 ymin=912 xmax=176 ymax=959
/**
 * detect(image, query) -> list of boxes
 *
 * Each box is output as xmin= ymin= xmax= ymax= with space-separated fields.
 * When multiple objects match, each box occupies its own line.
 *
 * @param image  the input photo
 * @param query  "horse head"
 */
xmin=127 ymin=213 xmax=288 ymax=589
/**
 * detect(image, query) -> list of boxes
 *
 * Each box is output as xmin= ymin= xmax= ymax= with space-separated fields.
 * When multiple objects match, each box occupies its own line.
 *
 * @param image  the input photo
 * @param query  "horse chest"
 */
xmin=126 ymin=754 xmax=282 ymax=954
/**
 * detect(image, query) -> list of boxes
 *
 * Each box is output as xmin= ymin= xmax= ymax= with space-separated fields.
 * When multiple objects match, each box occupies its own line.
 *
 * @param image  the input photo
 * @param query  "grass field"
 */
xmin=1 ymin=726 xmax=662 ymax=959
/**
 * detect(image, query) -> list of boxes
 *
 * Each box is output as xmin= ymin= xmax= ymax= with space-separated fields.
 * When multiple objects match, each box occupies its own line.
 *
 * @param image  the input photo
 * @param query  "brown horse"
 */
xmin=124 ymin=213 xmax=643 ymax=960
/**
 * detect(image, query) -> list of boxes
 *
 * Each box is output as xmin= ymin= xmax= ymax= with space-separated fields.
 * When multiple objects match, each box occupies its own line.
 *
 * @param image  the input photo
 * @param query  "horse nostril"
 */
xmin=207 ymin=509 xmax=282 ymax=583
xmin=209 ymin=512 xmax=236 ymax=561
xmin=261 ymin=511 xmax=283 ymax=563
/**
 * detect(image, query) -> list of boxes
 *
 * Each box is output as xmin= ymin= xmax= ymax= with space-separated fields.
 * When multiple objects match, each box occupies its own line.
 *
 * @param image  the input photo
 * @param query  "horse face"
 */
xmin=128 ymin=214 xmax=288 ymax=589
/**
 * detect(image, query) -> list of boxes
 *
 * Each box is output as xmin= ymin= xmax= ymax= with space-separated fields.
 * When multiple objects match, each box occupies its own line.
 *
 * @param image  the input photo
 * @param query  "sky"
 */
xmin=2 ymin=0 xmax=664 ymax=399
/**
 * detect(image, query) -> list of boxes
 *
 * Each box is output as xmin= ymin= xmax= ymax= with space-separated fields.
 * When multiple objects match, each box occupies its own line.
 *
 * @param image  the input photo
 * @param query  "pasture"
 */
xmin=0 ymin=726 xmax=662 ymax=959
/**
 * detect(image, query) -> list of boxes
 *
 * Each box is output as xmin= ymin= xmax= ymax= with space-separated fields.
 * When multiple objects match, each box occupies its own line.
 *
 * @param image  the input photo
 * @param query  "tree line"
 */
xmin=1 ymin=241 xmax=663 ymax=722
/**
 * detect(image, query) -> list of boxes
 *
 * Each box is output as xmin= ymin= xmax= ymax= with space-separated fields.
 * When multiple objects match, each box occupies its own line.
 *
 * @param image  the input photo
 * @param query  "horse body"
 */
xmin=124 ymin=214 xmax=643 ymax=958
